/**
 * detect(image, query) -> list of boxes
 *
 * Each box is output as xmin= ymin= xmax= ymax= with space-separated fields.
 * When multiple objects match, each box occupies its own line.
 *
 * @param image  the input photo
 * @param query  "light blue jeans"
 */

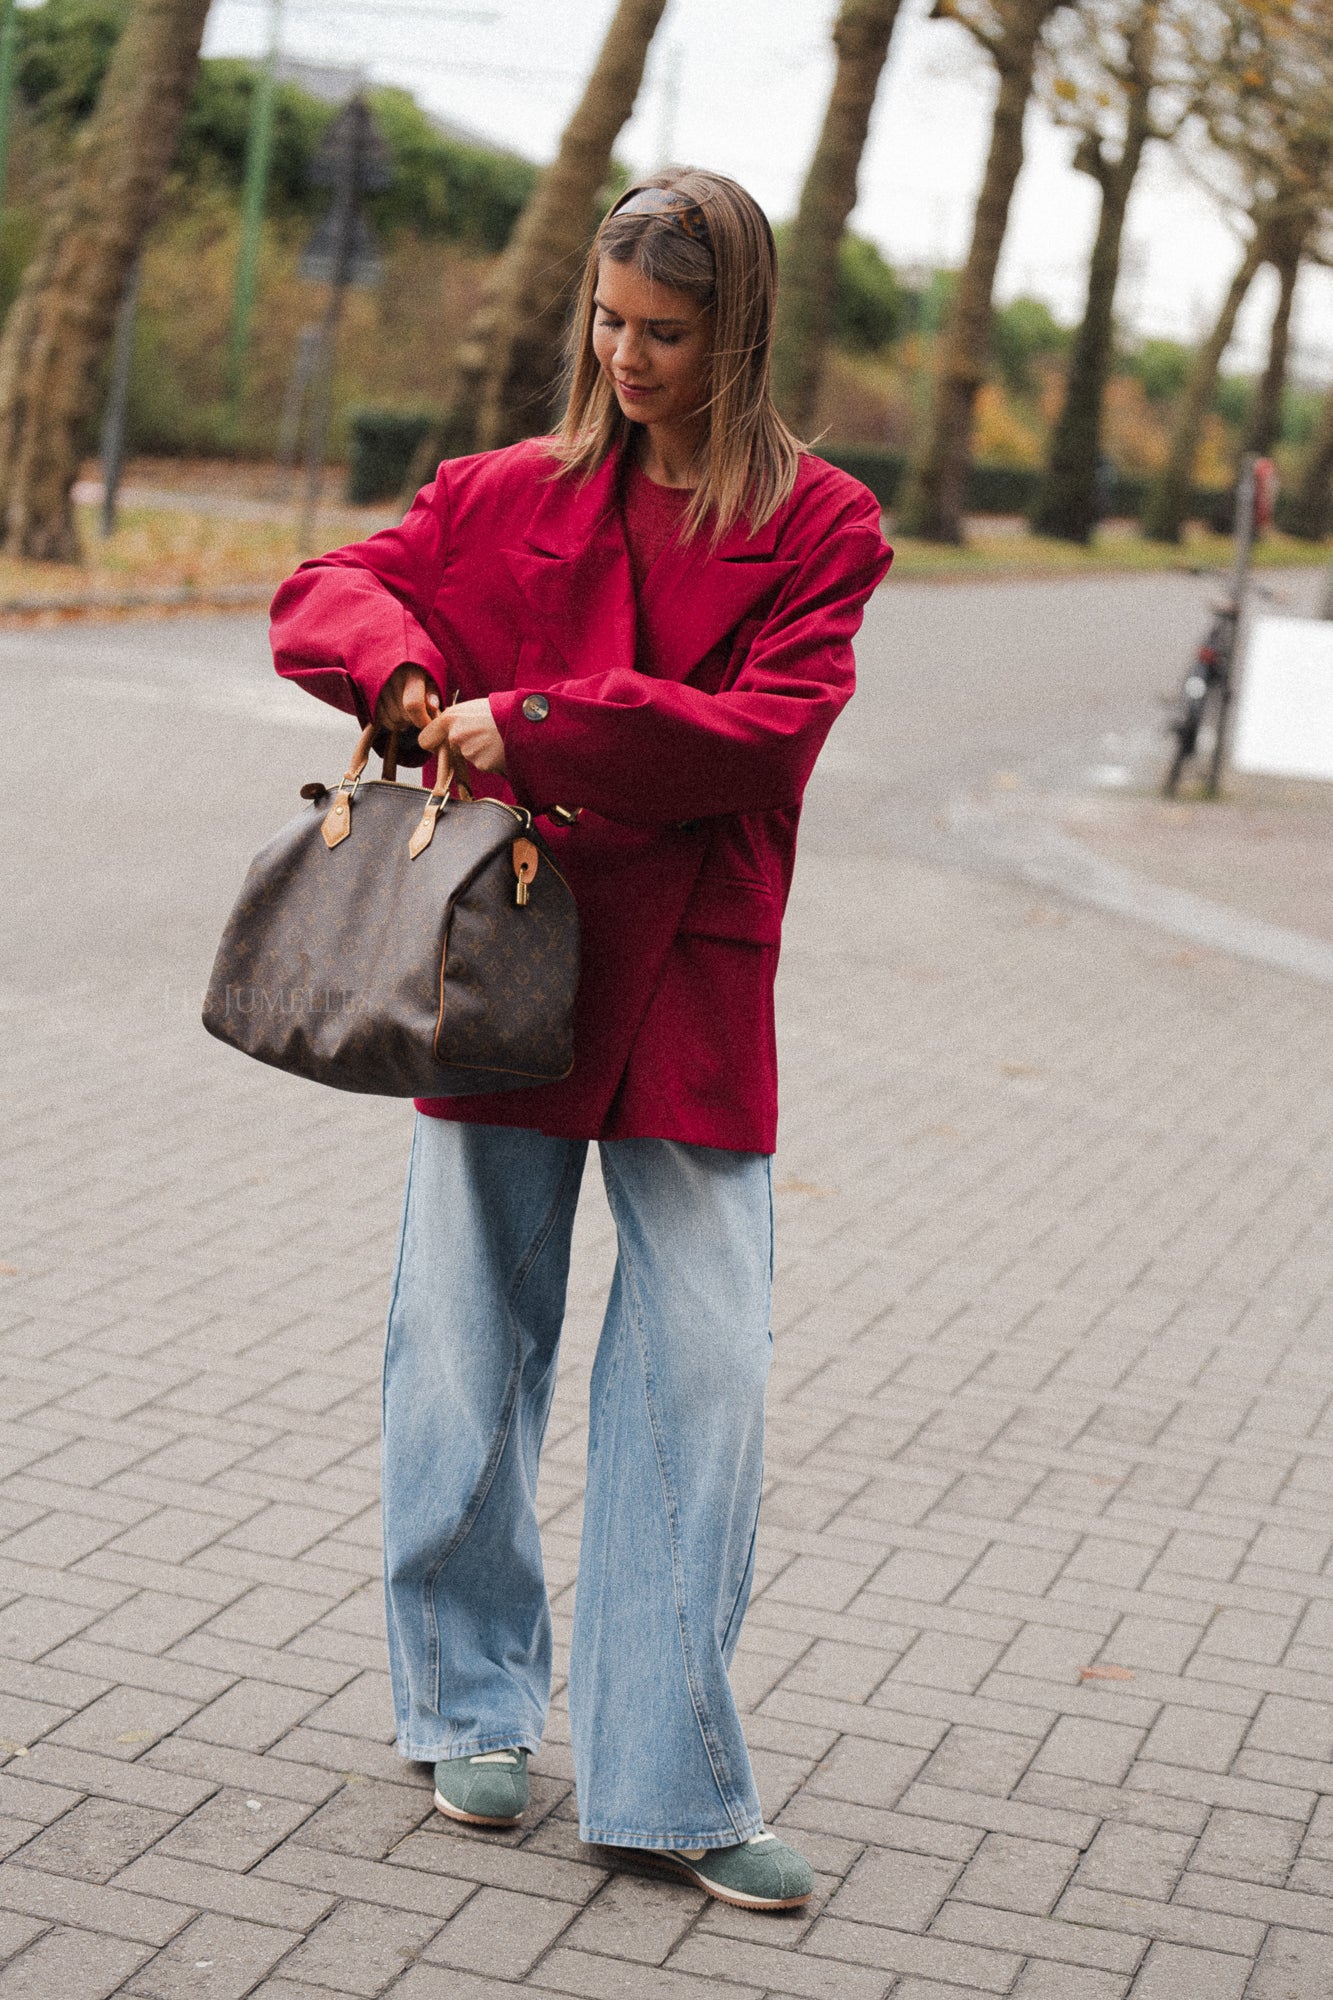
xmin=381 ymin=1114 xmax=773 ymax=1850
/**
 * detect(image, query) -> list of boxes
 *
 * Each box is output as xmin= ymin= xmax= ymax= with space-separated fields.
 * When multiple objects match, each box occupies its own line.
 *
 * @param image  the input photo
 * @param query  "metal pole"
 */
xmin=100 ymin=258 xmax=142 ymax=539
xmin=0 ymin=0 xmax=18 ymax=235
xmin=299 ymin=104 xmax=362 ymax=550
xmin=1206 ymin=453 xmax=1257 ymax=798
xmin=228 ymin=0 xmax=284 ymax=410
xmin=274 ymin=321 xmax=321 ymax=500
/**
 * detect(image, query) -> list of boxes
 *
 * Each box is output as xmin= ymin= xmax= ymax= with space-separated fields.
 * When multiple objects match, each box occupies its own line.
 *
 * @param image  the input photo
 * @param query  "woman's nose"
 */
xmin=617 ymin=326 xmax=647 ymax=372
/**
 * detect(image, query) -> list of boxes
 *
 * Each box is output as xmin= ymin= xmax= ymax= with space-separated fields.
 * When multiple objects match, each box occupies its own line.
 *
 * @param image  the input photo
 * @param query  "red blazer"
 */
xmin=270 ymin=438 xmax=892 ymax=1152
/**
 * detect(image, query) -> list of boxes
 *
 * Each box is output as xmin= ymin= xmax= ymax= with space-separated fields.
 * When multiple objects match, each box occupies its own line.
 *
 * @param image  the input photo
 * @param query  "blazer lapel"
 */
xmin=500 ymin=454 xmax=635 ymax=679
xmin=500 ymin=447 xmax=796 ymax=685
xmin=636 ymin=502 xmax=795 ymax=684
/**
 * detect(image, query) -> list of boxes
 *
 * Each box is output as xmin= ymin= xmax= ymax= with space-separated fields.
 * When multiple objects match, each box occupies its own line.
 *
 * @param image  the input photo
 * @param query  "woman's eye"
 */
xmin=653 ymin=332 xmax=682 ymax=346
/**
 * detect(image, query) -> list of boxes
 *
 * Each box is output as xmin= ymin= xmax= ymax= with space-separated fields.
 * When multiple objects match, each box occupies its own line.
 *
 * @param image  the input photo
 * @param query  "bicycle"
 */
xmin=1162 ymin=454 xmax=1277 ymax=799
xmin=1162 ymin=595 xmax=1241 ymax=799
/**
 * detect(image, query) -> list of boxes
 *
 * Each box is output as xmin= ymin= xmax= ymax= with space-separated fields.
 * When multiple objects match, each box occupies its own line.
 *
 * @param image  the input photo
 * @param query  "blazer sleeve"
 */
xmin=492 ymin=496 xmax=891 ymax=826
xmin=269 ymin=471 xmax=453 ymax=723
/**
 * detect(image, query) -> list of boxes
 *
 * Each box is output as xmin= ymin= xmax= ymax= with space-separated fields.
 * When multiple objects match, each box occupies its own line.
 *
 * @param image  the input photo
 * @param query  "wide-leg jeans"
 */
xmin=381 ymin=1114 xmax=773 ymax=1850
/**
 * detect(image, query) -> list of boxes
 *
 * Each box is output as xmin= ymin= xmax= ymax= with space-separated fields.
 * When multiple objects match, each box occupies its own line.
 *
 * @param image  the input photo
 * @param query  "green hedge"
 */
xmin=346 ymin=416 xmax=1234 ymax=527
xmin=347 ymin=409 xmax=440 ymax=504
xmin=814 ymin=444 xmax=1227 ymax=527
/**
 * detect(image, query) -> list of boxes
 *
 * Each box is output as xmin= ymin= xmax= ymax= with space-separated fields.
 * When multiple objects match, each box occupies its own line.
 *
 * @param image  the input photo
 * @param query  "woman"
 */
xmin=271 ymin=167 xmax=891 ymax=1912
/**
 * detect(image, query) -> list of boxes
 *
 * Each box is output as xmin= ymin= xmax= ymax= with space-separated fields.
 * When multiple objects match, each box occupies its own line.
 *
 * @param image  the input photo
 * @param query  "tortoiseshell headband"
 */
xmin=610 ymin=185 xmax=713 ymax=252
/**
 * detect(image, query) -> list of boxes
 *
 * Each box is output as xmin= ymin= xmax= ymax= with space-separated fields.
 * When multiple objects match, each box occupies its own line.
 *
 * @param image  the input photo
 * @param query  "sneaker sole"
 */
xmin=432 ymin=1789 xmax=524 ymax=1828
xmin=641 ymin=1850 xmax=811 ymax=1910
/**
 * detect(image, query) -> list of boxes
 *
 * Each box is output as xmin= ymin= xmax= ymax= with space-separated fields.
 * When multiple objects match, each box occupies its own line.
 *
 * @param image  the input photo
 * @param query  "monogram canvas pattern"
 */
xmin=203 ymin=782 xmax=579 ymax=1097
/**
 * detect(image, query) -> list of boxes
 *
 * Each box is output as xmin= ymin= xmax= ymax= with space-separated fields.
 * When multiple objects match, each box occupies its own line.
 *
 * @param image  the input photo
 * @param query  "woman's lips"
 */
xmin=615 ymin=381 xmax=660 ymax=401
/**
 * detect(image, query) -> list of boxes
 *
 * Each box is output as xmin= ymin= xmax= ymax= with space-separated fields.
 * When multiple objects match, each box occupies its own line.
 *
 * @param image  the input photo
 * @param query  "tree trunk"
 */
xmin=1285 ymin=379 xmax=1333 ymax=541
xmin=770 ymin=0 xmax=905 ymax=433
xmin=897 ymin=0 xmax=1061 ymax=544
xmin=1243 ymin=232 xmax=1301 ymax=457
xmin=1030 ymin=6 xmax=1155 ymax=544
xmin=442 ymin=0 xmax=667 ymax=456
xmin=0 ymin=0 xmax=212 ymax=561
xmin=1141 ymin=227 xmax=1266 ymax=543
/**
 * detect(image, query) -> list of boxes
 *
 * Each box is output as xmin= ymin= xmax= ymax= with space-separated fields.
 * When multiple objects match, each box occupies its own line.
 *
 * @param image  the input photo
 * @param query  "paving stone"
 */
xmin=177 ymin=1680 xmax=322 ymax=1752
xmin=953 ymin=1829 xmax=1080 ymax=1915
xmin=122 ymin=1911 xmax=302 ymax=2000
xmin=1190 ymin=1805 xmax=1301 ymax=1888
xmin=1073 ymin=1822 xmax=1193 ymax=1900
xmin=0 ymin=1924 xmax=153 ymax=1998
xmin=931 ymin=1897 xmax=1144 ymax=1972
xmin=1245 ymin=1924 xmax=1333 ymax=1998
xmin=558 ymin=1874 xmax=699 ymax=1965
xmin=1126 ymin=1939 xmax=1251 ymax=1999
xmin=279 ymin=1899 xmax=441 ymax=1993
xmin=1033 ymin=1717 xmax=1146 ymax=1786
xmin=918 ymin=1726 xmax=1038 ymax=1797
xmin=506 ymin=1946 xmax=766 ymax=1998
xmin=804 ymin=1735 xmax=930 ymax=1809
xmin=800 ymin=1912 xmax=1020 ymax=1990
xmin=667 ymin=1932 xmax=889 ymax=2000
xmin=156 ymin=1788 xmax=316 ymax=1871
xmin=1013 ymin=1967 xmax=1131 ymax=2000
xmin=45 ymin=1686 xmax=201 ymax=1761
xmin=1138 ymin=1705 xmax=1249 ymax=1774
xmin=292 ymin=1779 xmax=436 ymax=1860
xmin=824 ymin=1844 xmax=959 ymax=1929
xmin=1245 ymin=1693 xmax=1333 ymax=1763
xmin=13 ymin=1796 xmax=176 ymax=1883
xmin=0 ymin=1862 xmax=187 ymax=1946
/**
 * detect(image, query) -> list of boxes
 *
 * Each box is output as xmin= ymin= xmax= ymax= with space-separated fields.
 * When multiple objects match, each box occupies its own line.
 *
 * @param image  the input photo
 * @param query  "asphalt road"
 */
xmin=5 ymin=565 xmax=1322 ymax=1006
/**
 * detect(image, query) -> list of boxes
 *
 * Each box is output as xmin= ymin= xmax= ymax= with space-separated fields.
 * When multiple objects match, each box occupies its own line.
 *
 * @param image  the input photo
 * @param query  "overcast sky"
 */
xmin=203 ymin=0 xmax=1333 ymax=383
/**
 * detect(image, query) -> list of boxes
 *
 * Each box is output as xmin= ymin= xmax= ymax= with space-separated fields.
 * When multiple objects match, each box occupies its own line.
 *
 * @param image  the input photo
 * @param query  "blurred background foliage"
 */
xmin=3 ymin=0 xmax=1321 ymax=486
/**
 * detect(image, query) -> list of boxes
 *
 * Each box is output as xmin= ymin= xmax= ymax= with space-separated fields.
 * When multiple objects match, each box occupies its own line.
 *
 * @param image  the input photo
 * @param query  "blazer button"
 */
xmin=521 ymin=693 xmax=550 ymax=722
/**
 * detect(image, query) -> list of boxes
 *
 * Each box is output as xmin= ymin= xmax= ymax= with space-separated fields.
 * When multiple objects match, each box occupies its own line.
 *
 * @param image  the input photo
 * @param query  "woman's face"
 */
xmin=592 ymin=257 xmax=713 ymax=434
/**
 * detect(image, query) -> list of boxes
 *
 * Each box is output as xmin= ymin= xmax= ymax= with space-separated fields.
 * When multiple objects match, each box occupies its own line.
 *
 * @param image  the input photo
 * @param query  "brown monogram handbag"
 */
xmin=203 ymin=724 xmax=579 ymax=1097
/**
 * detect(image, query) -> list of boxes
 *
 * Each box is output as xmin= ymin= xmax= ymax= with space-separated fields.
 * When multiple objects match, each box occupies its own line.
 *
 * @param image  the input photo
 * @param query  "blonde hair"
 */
xmin=551 ymin=168 xmax=803 ymax=543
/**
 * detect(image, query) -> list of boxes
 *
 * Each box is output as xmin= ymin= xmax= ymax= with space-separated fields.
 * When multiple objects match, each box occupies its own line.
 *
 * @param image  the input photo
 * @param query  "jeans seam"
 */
xmin=382 ymin=1116 xmax=422 ymax=1724
xmin=604 ymin=1154 xmax=748 ymax=1839
xmin=721 ymin=1160 xmax=772 ymax=1661
xmin=422 ymin=1140 xmax=583 ymax=1724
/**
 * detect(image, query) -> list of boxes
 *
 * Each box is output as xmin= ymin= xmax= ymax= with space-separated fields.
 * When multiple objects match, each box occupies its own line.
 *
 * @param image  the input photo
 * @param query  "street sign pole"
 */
xmin=228 ymin=0 xmax=285 ymax=415
xmin=0 ymin=0 xmax=18 ymax=238
xmin=297 ymin=96 xmax=390 ymax=549
xmin=100 ymin=257 xmax=142 ymax=538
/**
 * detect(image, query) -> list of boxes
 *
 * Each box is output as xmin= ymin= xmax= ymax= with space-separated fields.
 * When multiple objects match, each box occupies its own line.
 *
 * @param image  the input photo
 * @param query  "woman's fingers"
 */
xmin=375 ymin=666 xmax=442 ymax=731
xmin=419 ymin=701 xmax=506 ymax=775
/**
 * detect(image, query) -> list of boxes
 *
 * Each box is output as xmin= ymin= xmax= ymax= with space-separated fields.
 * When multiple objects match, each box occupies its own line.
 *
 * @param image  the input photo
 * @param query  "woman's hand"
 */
xmin=421 ymin=698 xmax=507 ymax=775
xmin=376 ymin=664 xmax=441 ymax=733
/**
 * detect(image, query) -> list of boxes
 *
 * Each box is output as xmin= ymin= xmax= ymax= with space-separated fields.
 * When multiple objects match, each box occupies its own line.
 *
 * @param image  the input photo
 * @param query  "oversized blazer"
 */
xmin=270 ymin=437 xmax=892 ymax=1153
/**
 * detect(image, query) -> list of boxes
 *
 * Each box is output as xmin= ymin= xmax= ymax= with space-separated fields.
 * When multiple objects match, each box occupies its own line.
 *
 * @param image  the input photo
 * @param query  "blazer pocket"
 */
xmin=677 ymin=873 xmax=782 ymax=945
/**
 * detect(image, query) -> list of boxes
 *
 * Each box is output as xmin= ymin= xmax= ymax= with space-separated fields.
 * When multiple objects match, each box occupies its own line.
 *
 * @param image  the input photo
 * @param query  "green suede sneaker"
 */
xmin=432 ymin=1748 xmax=529 ymax=1827
xmin=651 ymin=1828 xmax=814 ymax=1909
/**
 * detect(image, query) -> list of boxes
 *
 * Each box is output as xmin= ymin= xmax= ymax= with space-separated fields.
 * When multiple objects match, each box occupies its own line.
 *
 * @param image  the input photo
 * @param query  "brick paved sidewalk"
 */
xmin=4 ymin=590 xmax=1333 ymax=1997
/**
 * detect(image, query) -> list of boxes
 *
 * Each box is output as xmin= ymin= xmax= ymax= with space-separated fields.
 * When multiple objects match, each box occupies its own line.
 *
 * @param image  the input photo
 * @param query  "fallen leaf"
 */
xmin=774 ymin=1177 xmax=834 ymax=1198
xmin=0 ymin=1741 xmax=30 ymax=1756
xmin=1079 ymin=1664 xmax=1135 ymax=1682
xmin=0 ymin=1264 xmax=17 ymax=1277
xmin=115 ymin=1729 xmax=156 ymax=1745
xmin=1001 ymin=1062 xmax=1041 ymax=1078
